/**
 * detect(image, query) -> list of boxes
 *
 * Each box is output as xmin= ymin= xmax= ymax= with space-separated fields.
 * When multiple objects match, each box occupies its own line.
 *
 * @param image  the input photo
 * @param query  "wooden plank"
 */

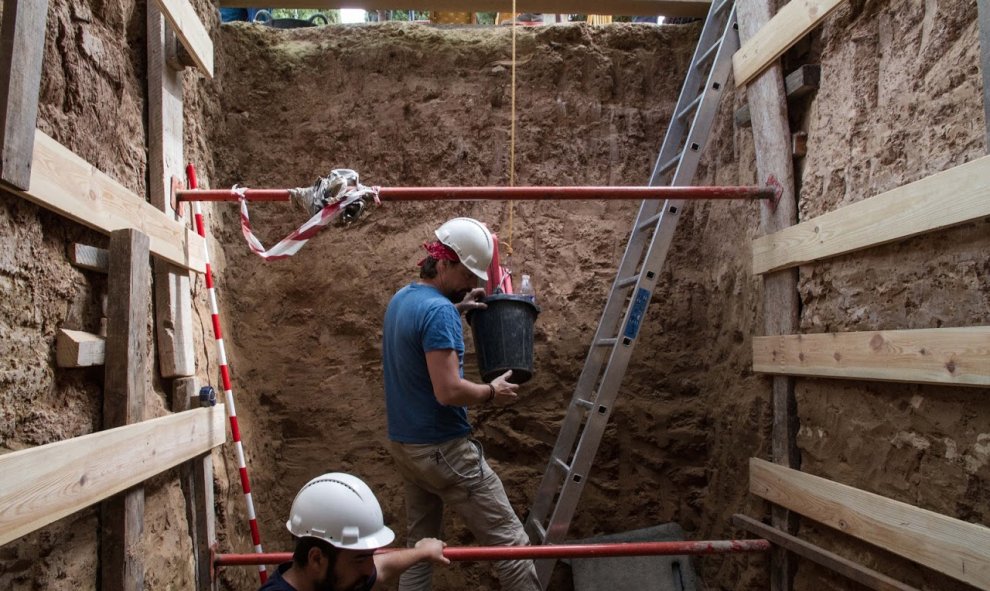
xmin=752 ymin=156 xmax=990 ymax=275
xmin=173 ymin=378 xmax=217 ymax=591
xmin=56 ymin=328 xmax=105 ymax=367
xmin=153 ymin=0 xmax=213 ymax=78
xmin=732 ymin=514 xmax=920 ymax=591
xmin=68 ymin=243 xmax=109 ymax=273
xmin=0 ymin=0 xmax=48 ymax=190
xmin=749 ymin=458 xmax=990 ymax=589
xmin=219 ymin=0 xmax=711 ymax=17
xmin=149 ymin=5 xmax=195 ymax=378
xmin=102 ymin=229 xmax=150 ymax=591
xmin=733 ymin=0 xmax=846 ymax=88
xmin=737 ymin=2 xmax=801 ymax=590
xmin=0 ymin=406 xmax=226 ymax=547
xmin=735 ymin=64 xmax=821 ymax=127
xmin=11 ymin=129 xmax=206 ymax=273
xmin=753 ymin=327 xmax=990 ymax=387
xmin=980 ymin=0 xmax=990 ymax=151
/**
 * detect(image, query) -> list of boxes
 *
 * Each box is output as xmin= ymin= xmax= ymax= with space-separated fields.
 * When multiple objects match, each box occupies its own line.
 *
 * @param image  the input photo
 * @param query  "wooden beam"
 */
xmin=979 ymin=0 xmax=990 ymax=151
xmin=149 ymin=5 xmax=195 ymax=378
xmin=219 ymin=0 xmax=711 ymax=17
xmin=733 ymin=0 xmax=846 ymax=88
xmin=0 ymin=406 xmax=226 ymax=547
xmin=11 ymin=129 xmax=206 ymax=273
xmin=735 ymin=64 xmax=821 ymax=127
xmin=737 ymin=2 xmax=801 ymax=590
xmin=753 ymin=327 xmax=990 ymax=387
xmin=101 ymin=229 xmax=150 ymax=591
xmin=56 ymin=328 xmax=106 ymax=367
xmin=68 ymin=243 xmax=109 ymax=273
xmin=0 ymin=0 xmax=48 ymax=190
xmin=172 ymin=378 xmax=217 ymax=591
xmin=732 ymin=514 xmax=920 ymax=591
xmin=153 ymin=0 xmax=214 ymax=78
xmin=750 ymin=458 xmax=990 ymax=589
xmin=752 ymin=155 xmax=990 ymax=275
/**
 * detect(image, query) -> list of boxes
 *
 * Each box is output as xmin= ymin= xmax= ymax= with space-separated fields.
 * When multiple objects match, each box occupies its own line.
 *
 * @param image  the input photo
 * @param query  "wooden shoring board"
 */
xmin=749 ymin=458 xmax=990 ymax=589
xmin=149 ymin=5 xmax=195 ymax=378
xmin=153 ymin=0 xmax=213 ymax=78
xmin=752 ymin=155 xmax=990 ymax=275
xmin=0 ymin=406 xmax=226 ymax=547
xmin=56 ymin=328 xmax=106 ymax=367
xmin=732 ymin=514 xmax=920 ymax=591
xmin=979 ymin=0 xmax=990 ymax=150
xmin=101 ymin=229 xmax=150 ymax=591
xmin=752 ymin=327 xmax=990 ymax=387
xmin=735 ymin=64 xmax=820 ymax=127
xmin=0 ymin=0 xmax=49 ymax=190
xmin=733 ymin=0 xmax=846 ymax=88
xmin=218 ymin=0 xmax=711 ymax=17
xmin=12 ymin=129 xmax=206 ymax=273
xmin=738 ymin=1 xmax=801 ymax=589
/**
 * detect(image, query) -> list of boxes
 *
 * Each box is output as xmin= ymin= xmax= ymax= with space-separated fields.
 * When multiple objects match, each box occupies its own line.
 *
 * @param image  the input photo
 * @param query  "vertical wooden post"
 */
xmin=101 ymin=229 xmax=151 ymax=591
xmin=979 ymin=0 xmax=990 ymax=151
xmin=737 ymin=3 xmax=801 ymax=591
xmin=148 ymin=4 xmax=195 ymax=378
xmin=0 ymin=0 xmax=49 ymax=190
xmin=173 ymin=377 xmax=218 ymax=591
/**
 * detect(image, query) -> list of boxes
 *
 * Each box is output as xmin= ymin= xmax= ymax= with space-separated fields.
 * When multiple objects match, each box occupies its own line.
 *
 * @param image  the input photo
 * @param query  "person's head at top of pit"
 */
xmin=284 ymin=472 xmax=396 ymax=591
xmin=418 ymin=217 xmax=494 ymax=302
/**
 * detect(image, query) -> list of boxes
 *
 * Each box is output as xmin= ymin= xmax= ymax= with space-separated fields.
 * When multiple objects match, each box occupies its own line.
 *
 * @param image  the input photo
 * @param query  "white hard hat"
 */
xmin=434 ymin=217 xmax=494 ymax=281
xmin=285 ymin=473 xmax=396 ymax=550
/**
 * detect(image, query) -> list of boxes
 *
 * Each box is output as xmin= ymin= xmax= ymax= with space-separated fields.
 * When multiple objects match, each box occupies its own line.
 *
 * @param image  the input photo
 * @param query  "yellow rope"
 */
xmin=506 ymin=0 xmax=517 ymax=257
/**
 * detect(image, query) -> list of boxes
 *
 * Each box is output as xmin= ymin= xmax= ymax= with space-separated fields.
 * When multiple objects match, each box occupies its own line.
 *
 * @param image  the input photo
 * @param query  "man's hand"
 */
xmin=455 ymin=287 xmax=488 ymax=314
xmin=414 ymin=538 xmax=450 ymax=565
xmin=491 ymin=370 xmax=520 ymax=405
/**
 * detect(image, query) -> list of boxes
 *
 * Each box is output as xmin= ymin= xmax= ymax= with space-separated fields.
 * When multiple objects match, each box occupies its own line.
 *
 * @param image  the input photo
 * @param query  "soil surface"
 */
xmin=0 ymin=1 xmax=987 ymax=590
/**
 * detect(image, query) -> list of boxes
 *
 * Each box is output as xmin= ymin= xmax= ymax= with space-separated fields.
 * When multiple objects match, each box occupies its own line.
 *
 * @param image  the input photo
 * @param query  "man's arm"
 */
xmin=373 ymin=539 xmax=449 ymax=588
xmin=425 ymin=350 xmax=517 ymax=406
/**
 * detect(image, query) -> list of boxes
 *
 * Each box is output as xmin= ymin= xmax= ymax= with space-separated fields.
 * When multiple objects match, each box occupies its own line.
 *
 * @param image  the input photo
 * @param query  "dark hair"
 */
xmin=420 ymin=256 xmax=439 ymax=279
xmin=293 ymin=536 xmax=337 ymax=567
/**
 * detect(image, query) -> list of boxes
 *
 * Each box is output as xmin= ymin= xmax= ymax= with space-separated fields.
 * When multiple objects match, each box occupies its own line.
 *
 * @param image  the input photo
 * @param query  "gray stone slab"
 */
xmin=566 ymin=524 xmax=699 ymax=591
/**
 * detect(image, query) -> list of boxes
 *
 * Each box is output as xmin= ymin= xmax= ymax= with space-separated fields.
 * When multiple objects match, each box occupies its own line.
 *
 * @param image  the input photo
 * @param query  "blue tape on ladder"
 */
xmin=623 ymin=288 xmax=651 ymax=342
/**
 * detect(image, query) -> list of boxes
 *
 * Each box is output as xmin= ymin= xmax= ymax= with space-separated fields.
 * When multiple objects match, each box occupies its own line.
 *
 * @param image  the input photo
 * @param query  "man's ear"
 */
xmin=308 ymin=546 xmax=326 ymax=569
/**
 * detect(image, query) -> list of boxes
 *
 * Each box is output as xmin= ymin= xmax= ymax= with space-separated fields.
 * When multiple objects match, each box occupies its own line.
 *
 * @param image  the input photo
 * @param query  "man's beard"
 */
xmin=447 ymin=288 xmax=470 ymax=304
xmin=317 ymin=571 xmax=369 ymax=591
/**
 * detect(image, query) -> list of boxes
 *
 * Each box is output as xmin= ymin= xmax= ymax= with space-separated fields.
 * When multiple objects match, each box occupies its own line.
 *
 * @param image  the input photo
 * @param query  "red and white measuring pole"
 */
xmin=186 ymin=164 xmax=268 ymax=584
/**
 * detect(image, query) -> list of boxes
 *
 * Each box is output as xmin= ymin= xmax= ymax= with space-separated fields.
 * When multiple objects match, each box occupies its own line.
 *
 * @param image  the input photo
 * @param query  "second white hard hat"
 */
xmin=435 ymin=217 xmax=494 ymax=281
xmin=285 ymin=473 xmax=396 ymax=550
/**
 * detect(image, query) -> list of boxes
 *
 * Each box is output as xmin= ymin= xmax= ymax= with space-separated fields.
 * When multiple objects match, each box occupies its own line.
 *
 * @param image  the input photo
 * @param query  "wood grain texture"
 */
xmin=55 ymin=328 xmax=105 ymax=367
xmin=749 ymin=459 xmax=990 ymax=589
xmin=153 ymin=0 xmax=214 ymax=78
xmin=733 ymin=0 xmax=846 ymax=87
xmin=753 ymin=327 xmax=990 ymax=387
xmin=0 ymin=406 xmax=226 ymax=547
xmin=12 ymin=129 xmax=205 ymax=273
xmin=752 ymin=155 xmax=990 ymax=274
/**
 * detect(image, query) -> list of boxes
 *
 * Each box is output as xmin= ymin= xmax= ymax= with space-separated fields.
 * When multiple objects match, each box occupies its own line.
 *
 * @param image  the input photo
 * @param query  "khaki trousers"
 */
xmin=388 ymin=437 xmax=540 ymax=591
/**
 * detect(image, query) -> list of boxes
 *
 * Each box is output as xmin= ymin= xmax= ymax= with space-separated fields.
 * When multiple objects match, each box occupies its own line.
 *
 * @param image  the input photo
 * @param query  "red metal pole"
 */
xmin=176 ymin=185 xmax=776 ymax=202
xmin=214 ymin=539 xmax=771 ymax=567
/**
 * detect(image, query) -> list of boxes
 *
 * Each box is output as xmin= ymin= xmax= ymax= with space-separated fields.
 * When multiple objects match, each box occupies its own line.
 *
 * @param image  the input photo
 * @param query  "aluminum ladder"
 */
xmin=524 ymin=2 xmax=740 ymax=586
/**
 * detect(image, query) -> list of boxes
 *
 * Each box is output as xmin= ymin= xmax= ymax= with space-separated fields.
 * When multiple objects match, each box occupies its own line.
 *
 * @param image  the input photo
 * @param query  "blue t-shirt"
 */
xmin=260 ymin=562 xmax=376 ymax=591
xmin=383 ymin=283 xmax=472 ymax=444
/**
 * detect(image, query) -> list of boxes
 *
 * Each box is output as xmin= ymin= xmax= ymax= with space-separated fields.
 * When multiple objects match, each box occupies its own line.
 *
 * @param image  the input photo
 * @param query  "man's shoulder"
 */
xmin=258 ymin=563 xmax=296 ymax=591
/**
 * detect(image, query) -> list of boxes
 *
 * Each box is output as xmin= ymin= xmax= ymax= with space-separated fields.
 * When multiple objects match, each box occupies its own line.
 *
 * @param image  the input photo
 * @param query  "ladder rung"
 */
xmin=638 ymin=211 xmax=662 ymax=231
xmin=575 ymin=398 xmax=594 ymax=410
xmin=696 ymin=40 xmax=721 ymax=69
xmin=530 ymin=520 xmax=547 ymax=543
xmin=712 ymin=0 xmax=731 ymax=15
xmin=658 ymin=154 xmax=679 ymax=175
xmin=595 ymin=337 xmax=617 ymax=347
xmin=553 ymin=457 xmax=570 ymax=472
xmin=616 ymin=274 xmax=639 ymax=289
xmin=676 ymin=93 xmax=704 ymax=121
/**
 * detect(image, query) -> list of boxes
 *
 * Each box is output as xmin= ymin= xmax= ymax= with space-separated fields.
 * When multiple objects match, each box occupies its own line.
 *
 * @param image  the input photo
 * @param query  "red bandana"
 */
xmin=418 ymin=241 xmax=458 ymax=267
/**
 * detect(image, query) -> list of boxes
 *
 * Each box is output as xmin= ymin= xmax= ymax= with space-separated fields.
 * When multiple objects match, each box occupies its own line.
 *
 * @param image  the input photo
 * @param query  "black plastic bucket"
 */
xmin=467 ymin=294 xmax=540 ymax=384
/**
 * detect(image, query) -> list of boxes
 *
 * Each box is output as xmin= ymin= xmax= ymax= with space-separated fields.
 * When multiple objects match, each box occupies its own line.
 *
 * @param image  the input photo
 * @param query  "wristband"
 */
xmin=488 ymin=383 xmax=496 ymax=402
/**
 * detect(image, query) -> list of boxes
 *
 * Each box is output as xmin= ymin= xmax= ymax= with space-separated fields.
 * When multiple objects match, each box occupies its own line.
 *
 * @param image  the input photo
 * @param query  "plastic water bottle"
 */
xmin=518 ymin=274 xmax=536 ymax=303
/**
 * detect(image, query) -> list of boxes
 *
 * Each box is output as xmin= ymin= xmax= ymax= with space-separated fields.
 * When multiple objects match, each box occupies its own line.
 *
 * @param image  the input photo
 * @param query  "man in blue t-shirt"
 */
xmin=383 ymin=218 xmax=539 ymax=591
xmin=260 ymin=473 xmax=448 ymax=591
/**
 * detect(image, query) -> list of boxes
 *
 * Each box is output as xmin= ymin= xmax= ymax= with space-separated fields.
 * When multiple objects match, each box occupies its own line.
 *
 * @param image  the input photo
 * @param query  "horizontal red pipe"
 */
xmin=176 ymin=185 xmax=775 ymax=203
xmin=214 ymin=539 xmax=770 ymax=567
